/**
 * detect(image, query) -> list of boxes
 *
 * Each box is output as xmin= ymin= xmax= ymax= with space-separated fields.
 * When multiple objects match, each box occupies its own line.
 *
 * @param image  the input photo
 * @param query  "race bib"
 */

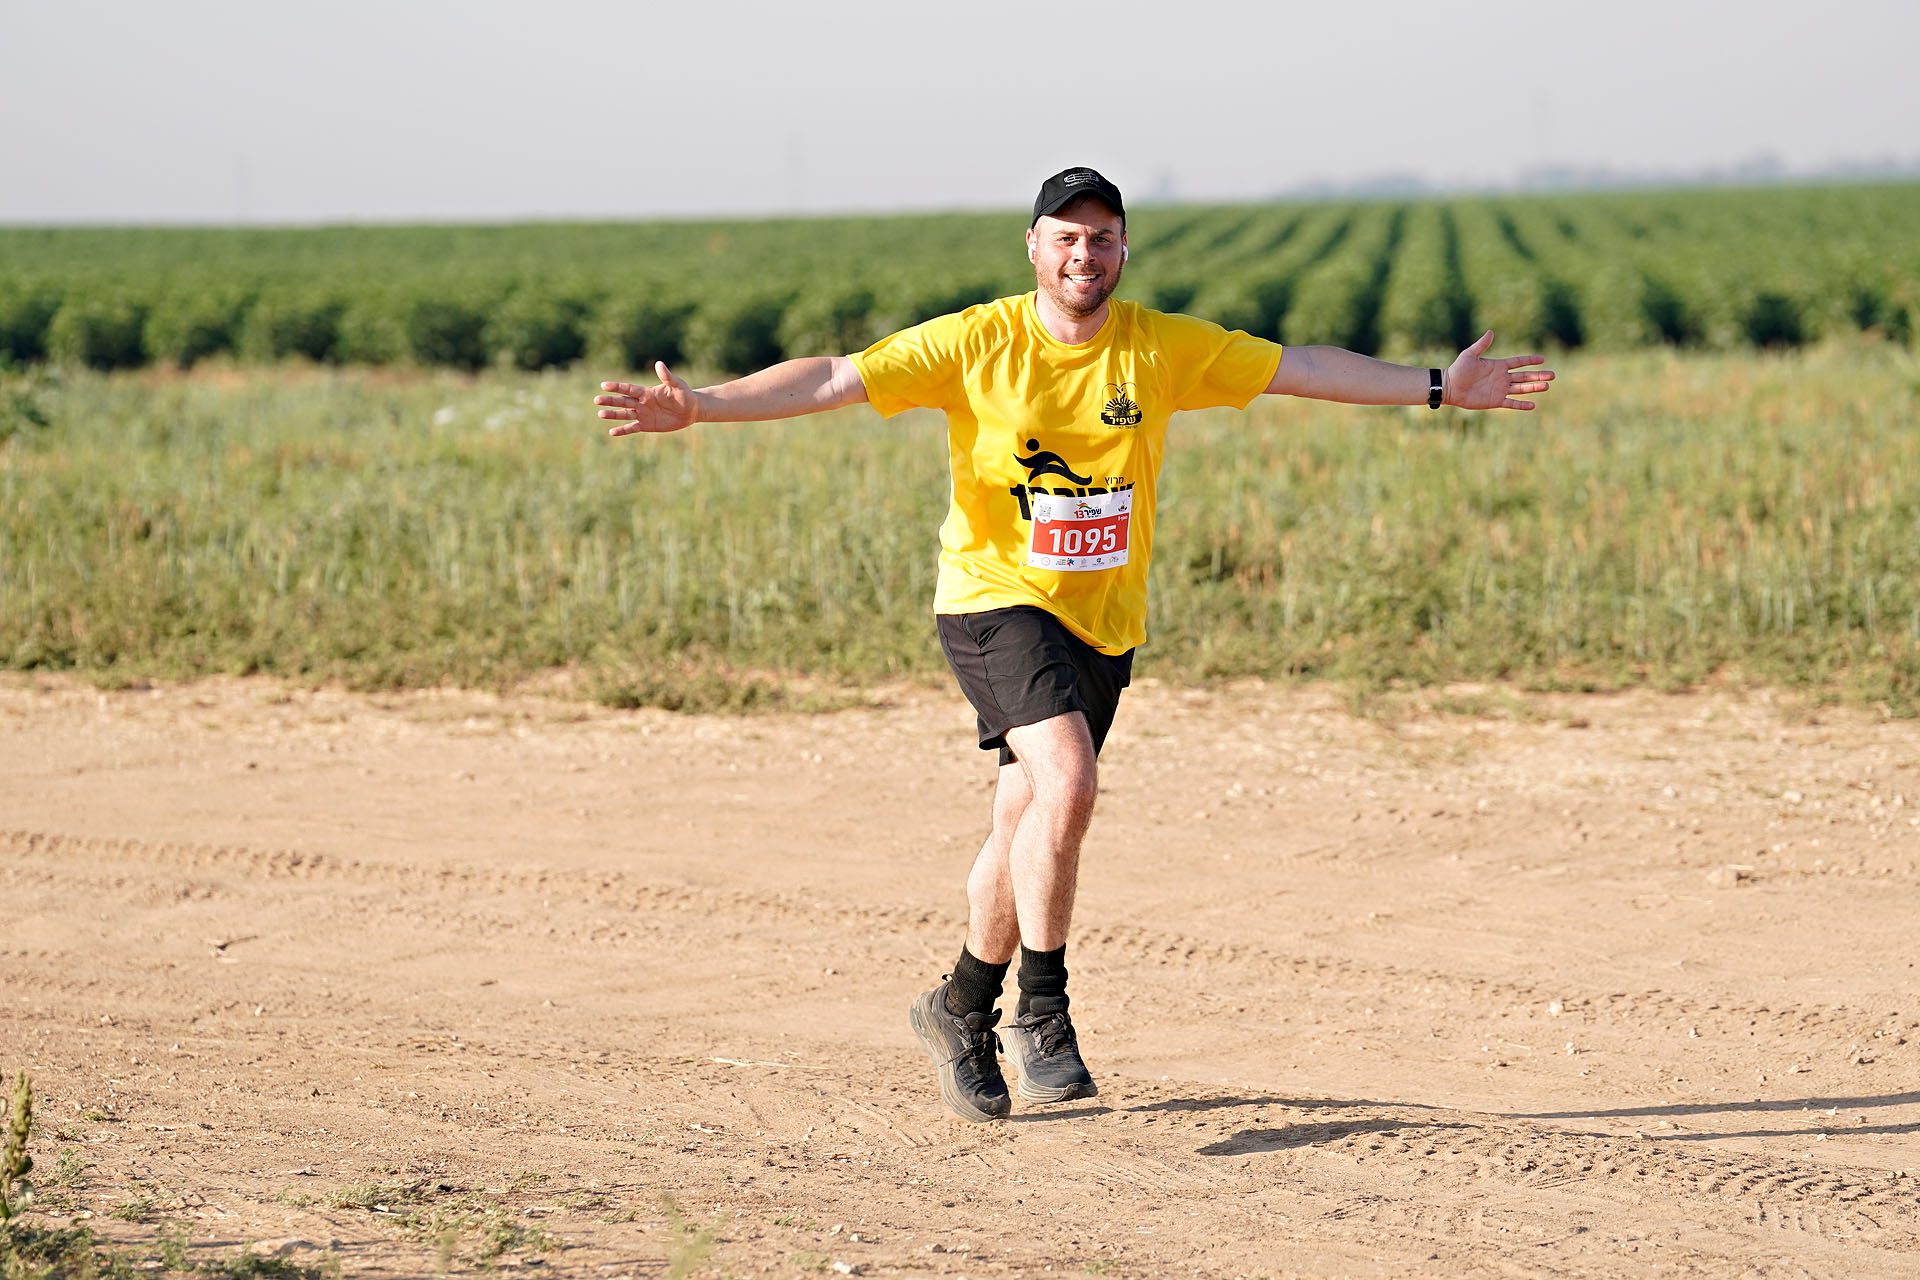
xmin=1027 ymin=489 xmax=1131 ymax=571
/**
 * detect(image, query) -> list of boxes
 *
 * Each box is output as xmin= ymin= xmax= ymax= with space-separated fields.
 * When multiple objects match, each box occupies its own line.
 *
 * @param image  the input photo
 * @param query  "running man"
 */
xmin=593 ymin=167 xmax=1554 ymax=1123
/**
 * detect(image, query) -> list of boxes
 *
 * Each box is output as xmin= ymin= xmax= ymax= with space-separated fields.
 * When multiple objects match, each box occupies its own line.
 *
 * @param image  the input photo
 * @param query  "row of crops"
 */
xmin=3 ymin=184 xmax=1916 ymax=374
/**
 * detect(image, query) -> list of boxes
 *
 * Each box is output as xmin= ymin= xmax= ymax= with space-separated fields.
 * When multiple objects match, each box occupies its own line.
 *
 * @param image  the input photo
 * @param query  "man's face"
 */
xmin=1026 ymin=195 xmax=1126 ymax=320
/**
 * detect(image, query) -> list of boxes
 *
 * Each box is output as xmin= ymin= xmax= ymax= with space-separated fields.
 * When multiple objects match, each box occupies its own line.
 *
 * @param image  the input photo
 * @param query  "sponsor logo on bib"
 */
xmin=1027 ymin=488 xmax=1131 ymax=572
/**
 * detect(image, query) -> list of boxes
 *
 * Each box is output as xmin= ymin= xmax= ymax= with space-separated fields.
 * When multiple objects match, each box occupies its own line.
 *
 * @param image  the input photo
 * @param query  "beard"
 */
xmin=1037 ymin=260 xmax=1122 ymax=319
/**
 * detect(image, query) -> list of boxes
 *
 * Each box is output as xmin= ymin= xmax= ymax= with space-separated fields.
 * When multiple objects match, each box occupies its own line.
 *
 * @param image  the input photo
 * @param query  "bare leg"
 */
xmin=939 ymin=711 xmax=1102 ymax=1108
xmin=964 ymin=761 xmax=1031 ymax=965
xmin=989 ymin=712 xmax=1099 ymax=953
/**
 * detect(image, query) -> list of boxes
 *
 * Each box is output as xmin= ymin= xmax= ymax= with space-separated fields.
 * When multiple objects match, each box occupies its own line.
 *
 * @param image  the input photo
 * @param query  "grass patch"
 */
xmin=0 ymin=1219 xmax=140 ymax=1280
xmin=324 ymin=1180 xmax=432 ymax=1212
xmin=324 ymin=1179 xmax=554 ymax=1269
xmin=0 ymin=1076 xmax=335 ymax=1280
xmin=660 ymin=1193 xmax=720 ymax=1280
xmin=47 ymin=1150 xmax=91 ymax=1188
xmin=4 ymin=346 xmax=1919 ymax=710
xmin=201 ymin=1253 xmax=329 ymax=1279
xmin=108 ymin=1194 xmax=157 ymax=1222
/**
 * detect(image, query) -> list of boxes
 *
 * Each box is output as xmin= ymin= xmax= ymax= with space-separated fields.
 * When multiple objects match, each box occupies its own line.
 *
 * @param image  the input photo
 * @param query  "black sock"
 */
xmin=944 ymin=946 xmax=1008 ymax=1017
xmin=1016 ymin=944 xmax=1068 ymax=1017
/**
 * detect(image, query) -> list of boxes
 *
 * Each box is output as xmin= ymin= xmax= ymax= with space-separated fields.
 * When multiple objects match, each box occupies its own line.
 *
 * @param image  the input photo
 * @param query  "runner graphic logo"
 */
xmin=1015 ymin=439 xmax=1093 ymax=486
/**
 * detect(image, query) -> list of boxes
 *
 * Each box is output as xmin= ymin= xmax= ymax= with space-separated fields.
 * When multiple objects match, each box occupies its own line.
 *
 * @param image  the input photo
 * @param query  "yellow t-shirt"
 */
xmin=850 ymin=293 xmax=1282 ymax=655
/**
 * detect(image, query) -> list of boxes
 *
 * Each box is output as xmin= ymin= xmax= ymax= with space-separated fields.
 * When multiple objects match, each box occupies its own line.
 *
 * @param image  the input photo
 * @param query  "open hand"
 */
xmin=1444 ymin=331 xmax=1556 ymax=411
xmin=594 ymin=362 xmax=700 ymax=436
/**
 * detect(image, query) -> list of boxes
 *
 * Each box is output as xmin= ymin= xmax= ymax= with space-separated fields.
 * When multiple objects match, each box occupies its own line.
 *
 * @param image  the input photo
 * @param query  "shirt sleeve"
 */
xmin=849 ymin=314 xmax=964 ymax=419
xmin=1163 ymin=314 xmax=1284 ymax=413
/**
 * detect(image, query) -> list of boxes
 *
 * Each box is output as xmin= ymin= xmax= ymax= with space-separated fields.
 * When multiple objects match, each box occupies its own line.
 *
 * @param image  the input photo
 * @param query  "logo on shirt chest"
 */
xmin=1100 ymin=382 xmax=1142 ymax=427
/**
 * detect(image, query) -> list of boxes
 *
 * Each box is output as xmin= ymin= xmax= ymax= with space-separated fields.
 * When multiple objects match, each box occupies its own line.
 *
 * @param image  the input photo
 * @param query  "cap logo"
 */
xmin=1031 ymin=167 xmax=1125 ymax=226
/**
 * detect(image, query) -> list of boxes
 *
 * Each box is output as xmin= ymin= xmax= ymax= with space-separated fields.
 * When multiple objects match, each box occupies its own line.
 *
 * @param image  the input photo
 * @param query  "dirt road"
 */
xmin=4 ymin=674 xmax=1917 ymax=1277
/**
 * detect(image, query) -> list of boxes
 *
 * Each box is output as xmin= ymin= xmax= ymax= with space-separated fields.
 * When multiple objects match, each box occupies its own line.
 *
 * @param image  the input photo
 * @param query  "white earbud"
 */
xmin=1028 ymin=248 xmax=1037 ymax=263
xmin=1122 ymin=245 xmax=1129 ymax=262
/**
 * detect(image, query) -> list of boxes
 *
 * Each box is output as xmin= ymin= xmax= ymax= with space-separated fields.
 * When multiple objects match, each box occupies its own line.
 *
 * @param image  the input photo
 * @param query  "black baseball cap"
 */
xmin=1031 ymin=167 xmax=1125 ymax=226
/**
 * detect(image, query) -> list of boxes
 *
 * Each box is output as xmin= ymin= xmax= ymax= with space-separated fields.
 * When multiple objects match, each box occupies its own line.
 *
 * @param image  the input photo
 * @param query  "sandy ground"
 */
xmin=3 ymin=672 xmax=1918 ymax=1278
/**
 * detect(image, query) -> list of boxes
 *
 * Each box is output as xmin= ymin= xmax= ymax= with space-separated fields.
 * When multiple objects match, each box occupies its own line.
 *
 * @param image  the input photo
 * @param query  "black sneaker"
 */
xmin=1004 ymin=1000 xmax=1097 ymax=1103
xmin=909 ymin=982 xmax=1011 ymax=1123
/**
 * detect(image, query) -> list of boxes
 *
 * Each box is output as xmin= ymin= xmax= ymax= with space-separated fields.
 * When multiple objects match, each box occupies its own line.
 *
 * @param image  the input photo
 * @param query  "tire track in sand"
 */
xmin=9 ymin=827 xmax=1913 ymax=1055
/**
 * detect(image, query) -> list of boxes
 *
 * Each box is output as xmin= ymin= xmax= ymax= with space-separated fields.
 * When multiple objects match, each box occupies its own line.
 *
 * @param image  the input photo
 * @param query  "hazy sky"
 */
xmin=5 ymin=0 xmax=1917 ymax=224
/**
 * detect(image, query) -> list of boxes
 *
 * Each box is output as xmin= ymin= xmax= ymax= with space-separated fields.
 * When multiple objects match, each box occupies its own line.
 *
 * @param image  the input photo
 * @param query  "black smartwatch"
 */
xmin=1427 ymin=368 xmax=1444 ymax=410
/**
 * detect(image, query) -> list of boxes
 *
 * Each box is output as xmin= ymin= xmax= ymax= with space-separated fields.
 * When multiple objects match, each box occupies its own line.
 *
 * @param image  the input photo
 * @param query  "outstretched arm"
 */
xmin=594 ymin=356 xmax=869 ymax=436
xmin=1266 ymin=331 xmax=1554 ymax=411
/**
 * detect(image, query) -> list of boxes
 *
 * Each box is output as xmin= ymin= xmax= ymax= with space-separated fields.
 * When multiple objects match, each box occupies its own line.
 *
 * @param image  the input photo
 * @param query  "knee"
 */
xmin=1001 ymin=714 xmax=1100 ymax=829
xmin=1032 ymin=762 xmax=1098 ymax=826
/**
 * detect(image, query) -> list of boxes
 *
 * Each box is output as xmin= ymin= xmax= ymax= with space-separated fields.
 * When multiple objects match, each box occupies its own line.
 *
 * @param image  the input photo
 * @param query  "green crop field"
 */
xmin=2 ymin=184 xmax=1916 ymax=378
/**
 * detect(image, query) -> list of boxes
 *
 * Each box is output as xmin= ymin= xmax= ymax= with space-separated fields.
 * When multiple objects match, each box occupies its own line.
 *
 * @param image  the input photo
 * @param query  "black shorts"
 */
xmin=936 ymin=606 xmax=1134 ymax=766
